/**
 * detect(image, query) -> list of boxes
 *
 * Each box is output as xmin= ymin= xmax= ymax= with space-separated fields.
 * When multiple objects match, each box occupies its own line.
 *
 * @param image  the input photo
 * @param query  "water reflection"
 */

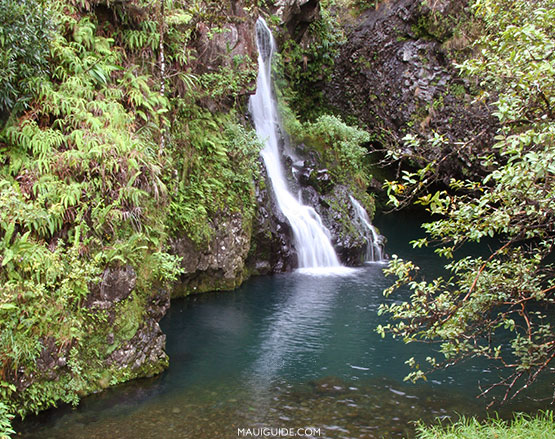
xmin=250 ymin=272 xmax=342 ymax=380
xmin=16 ymin=248 xmax=552 ymax=438
xmin=245 ymin=272 xmax=345 ymax=421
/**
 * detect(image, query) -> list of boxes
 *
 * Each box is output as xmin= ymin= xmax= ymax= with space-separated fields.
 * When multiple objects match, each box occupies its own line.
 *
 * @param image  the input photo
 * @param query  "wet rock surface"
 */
xmin=253 ymin=139 xmax=375 ymax=267
xmin=170 ymin=211 xmax=252 ymax=296
xmin=247 ymin=162 xmax=297 ymax=275
xmin=100 ymin=266 xmax=136 ymax=303
xmin=85 ymin=265 xmax=136 ymax=310
xmin=10 ymin=273 xmax=171 ymax=404
xmin=300 ymin=182 xmax=370 ymax=265
xmin=326 ymin=0 xmax=498 ymax=181
xmin=104 ymin=288 xmax=172 ymax=377
xmin=275 ymin=0 xmax=321 ymax=42
xmin=107 ymin=320 xmax=168 ymax=376
xmin=193 ymin=2 xmax=256 ymax=72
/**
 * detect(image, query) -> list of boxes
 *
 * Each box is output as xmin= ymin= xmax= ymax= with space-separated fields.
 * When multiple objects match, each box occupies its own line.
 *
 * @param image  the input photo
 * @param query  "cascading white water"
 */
xmin=349 ymin=195 xmax=384 ymax=262
xmin=249 ymin=17 xmax=341 ymax=269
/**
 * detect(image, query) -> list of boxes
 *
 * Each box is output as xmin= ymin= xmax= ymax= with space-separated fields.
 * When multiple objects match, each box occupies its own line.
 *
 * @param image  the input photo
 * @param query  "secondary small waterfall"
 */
xmin=349 ymin=195 xmax=384 ymax=262
xmin=249 ymin=18 xmax=341 ymax=269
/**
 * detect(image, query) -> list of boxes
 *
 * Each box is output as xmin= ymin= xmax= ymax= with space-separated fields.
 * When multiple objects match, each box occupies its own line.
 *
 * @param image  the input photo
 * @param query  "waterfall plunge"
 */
xmin=349 ymin=195 xmax=384 ymax=262
xmin=249 ymin=18 xmax=342 ymax=270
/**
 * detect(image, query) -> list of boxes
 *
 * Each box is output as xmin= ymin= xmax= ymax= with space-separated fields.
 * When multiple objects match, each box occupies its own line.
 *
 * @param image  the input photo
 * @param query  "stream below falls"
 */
xmin=17 ymin=213 xmax=552 ymax=438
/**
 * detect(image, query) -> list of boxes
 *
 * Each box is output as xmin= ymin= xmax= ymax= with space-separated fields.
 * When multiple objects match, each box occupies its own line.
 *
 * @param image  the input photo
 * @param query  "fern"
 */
xmin=0 ymin=2 xmax=178 ymax=427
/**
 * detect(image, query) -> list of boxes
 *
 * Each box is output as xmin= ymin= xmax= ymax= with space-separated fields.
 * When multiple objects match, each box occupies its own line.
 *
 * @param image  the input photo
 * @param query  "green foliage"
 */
xmin=285 ymin=113 xmax=371 ymax=191
xmin=380 ymin=0 xmax=555 ymax=403
xmin=166 ymin=104 xmax=261 ymax=245
xmin=349 ymin=0 xmax=376 ymax=15
xmin=0 ymin=1 xmax=181 ymax=428
xmin=415 ymin=411 xmax=554 ymax=439
xmin=0 ymin=402 xmax=14 ymax=439
xmin=277 ymin=2 xmax=344 ymax=119
xmin=411 ymin=3 xmax=459 ymax=43
xmin=0 ymin=0 xmax=54 ymax=123
xmin=200 ymin=55 xmax=256 ymax=101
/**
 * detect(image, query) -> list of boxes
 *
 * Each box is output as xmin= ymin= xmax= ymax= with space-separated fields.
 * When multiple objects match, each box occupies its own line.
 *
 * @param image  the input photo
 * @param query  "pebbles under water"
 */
xmin=17 ymin=215 xmax=552 ymax=438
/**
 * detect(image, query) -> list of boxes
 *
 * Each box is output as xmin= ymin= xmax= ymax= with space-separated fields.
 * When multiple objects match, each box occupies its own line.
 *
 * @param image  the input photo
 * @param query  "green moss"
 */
xmin=108 ymin=353 xmax=168 ymax=386
xmin=411 ymin=11 xmax=453 ymax=43
xmin=274 ymin=2 xmax=345 ymax=120
xmin=171 ymin=272 xmax=244 ymax=298
xmin=113 ymin=293 xmax=143 ymax=342
xmin=449 ymin=82 xmax=467 ymax=99
xmin=0 ymin=0 xmax=184 ymax=427
xmin=285 ymin=113 xmax=372 ymax=192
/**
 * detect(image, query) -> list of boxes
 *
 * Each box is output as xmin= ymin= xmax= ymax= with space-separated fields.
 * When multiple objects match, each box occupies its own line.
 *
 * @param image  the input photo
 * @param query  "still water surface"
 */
xmin=17 ymin=213 xmax=550 ymax=438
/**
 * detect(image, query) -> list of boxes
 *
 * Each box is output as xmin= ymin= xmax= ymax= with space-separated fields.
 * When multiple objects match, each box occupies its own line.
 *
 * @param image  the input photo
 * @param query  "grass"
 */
xmin=415 ymin=411 xmax=554 ymax=439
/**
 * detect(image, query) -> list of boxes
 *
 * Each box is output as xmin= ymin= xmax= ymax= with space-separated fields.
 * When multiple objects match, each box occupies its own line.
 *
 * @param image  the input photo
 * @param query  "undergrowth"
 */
xmin=416 ymin=411 xmax=554 ymax=439
xmin=0 ymin=0 xmax=261 ymax=431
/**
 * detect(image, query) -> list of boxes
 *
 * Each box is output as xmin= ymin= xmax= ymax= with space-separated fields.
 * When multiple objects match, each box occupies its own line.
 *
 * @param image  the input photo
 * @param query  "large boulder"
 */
xmin=170 ymin=211 xmax=252 ymax=296
xmin=300 ymin=182 xmax=373 ymax=266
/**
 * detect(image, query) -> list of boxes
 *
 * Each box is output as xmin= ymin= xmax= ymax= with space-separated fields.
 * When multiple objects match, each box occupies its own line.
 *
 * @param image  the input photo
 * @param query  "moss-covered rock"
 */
xmin=170 ymin=210 xmax=252 ymax=297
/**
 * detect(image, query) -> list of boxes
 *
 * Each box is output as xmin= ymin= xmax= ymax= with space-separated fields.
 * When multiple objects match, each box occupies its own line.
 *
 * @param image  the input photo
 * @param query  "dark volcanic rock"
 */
xmin=12 ymin=275 xmax=171 ymax=403
xmin=106 ymin=320 xmax=167 ymax=377
xmin=170 ymin=211 xmax=252 ymax=296
xmin=247 ymin=161 xmax=297 ymax=274
xmin=298 ymin=160 xmax=333 ymax=195
xmin=192 ymin=4 xmax=256 ymax=111
xmin=326 ymin=0 xmax=497 ymax=182
xmin=34 ymin=337 xmax=68 ymax=382
xmin=276 ymin=0 xmax=321 ymax=42
xmin=100 ymin=287 xmax=170 ymax=381
xmin=86 ymin=265 xmax=137 ymax=310
xmin=300 ymin=184 xmax=369 ymax=266
xmin=100 ymin=266 xmax=136 ymax=303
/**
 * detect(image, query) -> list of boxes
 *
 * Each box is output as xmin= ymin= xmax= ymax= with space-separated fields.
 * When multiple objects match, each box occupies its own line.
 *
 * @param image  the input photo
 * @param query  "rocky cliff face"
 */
xmin=247 ymin=163 xmax=298 ymax=275
xmin=11 ymin=267 xmax=169 ymax=413
xmin=275 ymin=0 xmax=321 ymax=42
xmin=326 ymin=0 xmax=498 ymax=182
xmin=170 ymin=211 xmax=252 ymax=296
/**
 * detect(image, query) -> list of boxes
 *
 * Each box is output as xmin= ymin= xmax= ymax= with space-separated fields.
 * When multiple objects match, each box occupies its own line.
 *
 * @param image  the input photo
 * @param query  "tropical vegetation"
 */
xmin=380 ymin=0 xmax=555 ymax=404
xmin=0 ymin=0 xmax=554 ymax=436
xmin=0 ymin=0 xmax=261 ymax=433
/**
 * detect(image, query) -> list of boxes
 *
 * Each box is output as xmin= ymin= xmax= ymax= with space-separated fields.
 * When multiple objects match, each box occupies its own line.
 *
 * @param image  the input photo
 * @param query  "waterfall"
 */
xmin=349 ymin=195 xmax=384 ymax=262
xmin=249 ymin=18 xmax=341 ymax=269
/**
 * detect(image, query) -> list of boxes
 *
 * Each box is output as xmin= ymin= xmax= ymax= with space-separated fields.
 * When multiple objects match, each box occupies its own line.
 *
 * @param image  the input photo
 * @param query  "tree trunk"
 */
xmin=158 ymin=0 xmax=166 ymax=153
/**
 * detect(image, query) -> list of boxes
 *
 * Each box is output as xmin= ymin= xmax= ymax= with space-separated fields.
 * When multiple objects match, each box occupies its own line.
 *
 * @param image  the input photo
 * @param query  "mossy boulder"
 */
xmin=169 ymin=210 xmax=252 ymax=297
